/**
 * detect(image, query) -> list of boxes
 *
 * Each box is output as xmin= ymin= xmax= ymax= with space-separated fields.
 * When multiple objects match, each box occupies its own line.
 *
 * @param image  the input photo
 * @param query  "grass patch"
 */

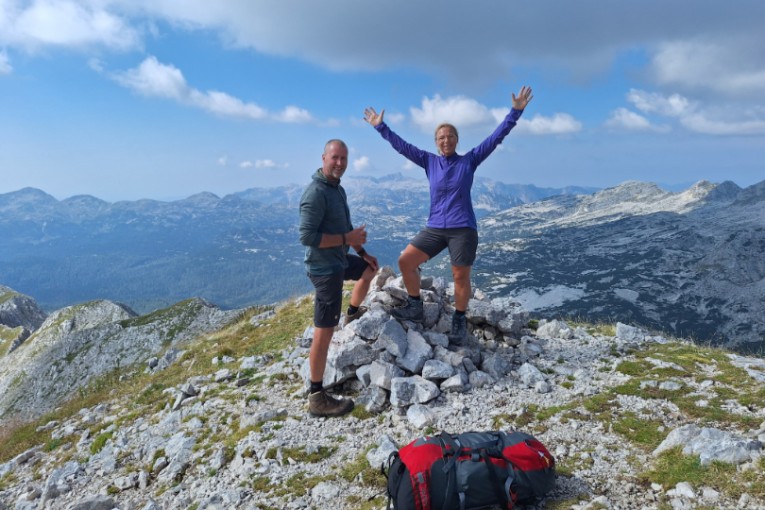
xmin=642 ymin=447 xmax=738 ymax=491
xmin=340 ymin=447 xmax=387 ymax=487
xmin=90 ymin=431 xmax=114 ymax=455
xmin=611 ymin=412 xmax=665 ymax=450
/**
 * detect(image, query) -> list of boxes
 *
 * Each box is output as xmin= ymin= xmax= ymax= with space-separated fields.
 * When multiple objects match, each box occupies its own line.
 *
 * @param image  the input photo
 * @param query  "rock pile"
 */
xmin=298 ymin=266 xmax=549 ymax=423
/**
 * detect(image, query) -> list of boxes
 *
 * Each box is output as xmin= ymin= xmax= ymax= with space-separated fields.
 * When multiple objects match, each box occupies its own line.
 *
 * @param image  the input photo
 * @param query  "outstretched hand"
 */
xmin=363 ymin=107 xmax=384 ymax=127
xmin=512 ymin=85 xmax=534 ymax=110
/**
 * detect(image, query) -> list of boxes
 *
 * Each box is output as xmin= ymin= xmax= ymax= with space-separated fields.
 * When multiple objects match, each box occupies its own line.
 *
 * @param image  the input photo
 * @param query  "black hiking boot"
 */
xmin=308 ymin=390 xmax=354 ymax=418
xmin=391 ymin=297 xmax=424 ymax=323
xmin=448 ymin=313 xmax=468 ymax=344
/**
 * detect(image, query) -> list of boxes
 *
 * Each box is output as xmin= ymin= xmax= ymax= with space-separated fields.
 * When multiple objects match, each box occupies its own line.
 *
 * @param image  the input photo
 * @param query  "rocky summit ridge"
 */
xmin=1 ymin=272 xmax=765 ymax=510
xmin=475 ymin=179 xmax=765 ymax=351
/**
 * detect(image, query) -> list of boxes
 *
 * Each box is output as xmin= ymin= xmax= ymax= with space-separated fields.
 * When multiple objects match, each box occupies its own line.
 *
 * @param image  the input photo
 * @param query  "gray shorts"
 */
xmin=411 ymin=227 xmax=478 ymax=267
xmin=308 ymin=255 xmax=368 ymax=328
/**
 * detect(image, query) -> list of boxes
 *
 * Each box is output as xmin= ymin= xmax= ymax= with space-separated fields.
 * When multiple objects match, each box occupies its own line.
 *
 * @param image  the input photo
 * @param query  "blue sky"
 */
xmin=1 ymin=1 xmax=763 ymax=201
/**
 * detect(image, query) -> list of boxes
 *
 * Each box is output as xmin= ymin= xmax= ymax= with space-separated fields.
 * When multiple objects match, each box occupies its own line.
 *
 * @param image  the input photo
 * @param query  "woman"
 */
xmin=363 ymin=85 xmax=533 ymax=341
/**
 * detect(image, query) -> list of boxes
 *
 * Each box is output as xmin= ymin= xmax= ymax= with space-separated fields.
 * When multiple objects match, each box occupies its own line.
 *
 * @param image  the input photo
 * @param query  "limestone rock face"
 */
xmin=0 ymin=297 xmax=242 ymax=422
xmin=0 ymin=285 xmax=47 ymax=331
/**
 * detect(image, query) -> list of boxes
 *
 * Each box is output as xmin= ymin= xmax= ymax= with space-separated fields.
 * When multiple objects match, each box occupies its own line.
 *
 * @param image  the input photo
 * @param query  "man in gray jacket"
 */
xmin=299 ymin=139 xmax=378 ymax=417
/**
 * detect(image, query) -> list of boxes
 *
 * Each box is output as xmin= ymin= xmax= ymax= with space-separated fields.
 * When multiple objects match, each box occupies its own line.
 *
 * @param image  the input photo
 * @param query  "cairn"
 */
xmin=300 ymin=266 xmax=530 ymax=417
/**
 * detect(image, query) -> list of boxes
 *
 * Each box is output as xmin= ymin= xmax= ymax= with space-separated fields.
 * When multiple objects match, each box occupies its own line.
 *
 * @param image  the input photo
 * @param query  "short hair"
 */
xmin=434 ymin=123 xmax=459 ymax=140
xmin=324 ymin=139 xmax=348 ymax=153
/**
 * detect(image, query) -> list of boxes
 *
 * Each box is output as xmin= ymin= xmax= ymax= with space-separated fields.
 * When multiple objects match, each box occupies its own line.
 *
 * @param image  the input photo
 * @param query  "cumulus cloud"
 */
xmin=616 ymin=88 xmax=765 ymax=135
xmin=353 ymin=156 xmax=370 ymax=172
xmin=239 ymin=161 xmax=253 ymax=168
xmin=3 ymin=0 xmax=140 ymax=51
xmin=273 ymin=105 xmax=314 ymax=123
xmin=626 ymin=89 xmax=693 ymax=117
xmin=680 ymin=113 xmax=765 ymax=136
xmin=651 ymin=38 xmax=765 ymax=97
xmin=410 ymin=95 xmax=495 ymax=132
xmin=113 ymin=56 xmax=312 ymax=123
xmin=254 ymin=159 xmax=288 ymax=169
xmin=605 ymin=108 xmax=670 ymax=133
xmin=520 ymin=113 xmax=582 ymax=135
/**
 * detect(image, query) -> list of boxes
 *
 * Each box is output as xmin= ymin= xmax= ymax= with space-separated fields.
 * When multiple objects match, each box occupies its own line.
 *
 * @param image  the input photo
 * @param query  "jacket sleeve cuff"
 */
xmin=509 ymin=108 xmax=524 ymax=121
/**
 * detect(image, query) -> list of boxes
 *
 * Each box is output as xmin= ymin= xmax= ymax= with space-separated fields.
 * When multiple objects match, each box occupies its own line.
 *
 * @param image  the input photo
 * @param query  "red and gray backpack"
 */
xmin=385 ymin=430 xmax=555 ymax=510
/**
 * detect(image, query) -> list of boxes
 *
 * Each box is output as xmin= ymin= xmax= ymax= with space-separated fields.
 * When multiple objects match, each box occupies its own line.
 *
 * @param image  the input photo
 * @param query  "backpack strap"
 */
xmin=437 ymin=432 xmax=461 ymax=510
xmin=479 ymin=449 xmax=512 ymax=509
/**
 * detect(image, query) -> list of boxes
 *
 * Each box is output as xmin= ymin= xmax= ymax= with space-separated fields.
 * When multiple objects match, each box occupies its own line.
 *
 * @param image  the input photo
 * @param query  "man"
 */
xmin=299 ymin=139 xmax=379 ymax=417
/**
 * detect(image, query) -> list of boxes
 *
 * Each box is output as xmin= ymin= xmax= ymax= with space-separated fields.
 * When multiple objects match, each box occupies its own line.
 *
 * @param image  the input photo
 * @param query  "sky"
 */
xmin=0 ymin=0 xmax=763 ymax=202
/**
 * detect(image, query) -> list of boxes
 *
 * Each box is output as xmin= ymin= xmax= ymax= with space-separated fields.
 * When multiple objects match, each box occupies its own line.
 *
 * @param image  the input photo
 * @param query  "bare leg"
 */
xmin=398 ymin=244 xmax=430 ymax=297
xmin=349 ymin=265 xmax=376 ymax=308
xmin=309 ymin=326 xmax=334 ymax=383
xmin=451 ymin=264 xmax=472 ymax=311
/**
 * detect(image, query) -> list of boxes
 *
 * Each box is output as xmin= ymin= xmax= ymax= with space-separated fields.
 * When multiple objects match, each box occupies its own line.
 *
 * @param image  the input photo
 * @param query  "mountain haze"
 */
xmin=2 ymin=176 xmax=763 ymax=351
xmin=0 ymin=176 xmax=594 ymax=314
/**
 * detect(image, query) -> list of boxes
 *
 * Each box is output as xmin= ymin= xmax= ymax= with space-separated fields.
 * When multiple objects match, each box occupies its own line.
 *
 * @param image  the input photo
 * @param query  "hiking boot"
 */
xmin=343 ymin=306 xmax=368 ymax=326
xmin=448 ymin=313 xmax=468 ymax=344
xmin=308 ymin=390 xmax=354 ymax=418
xmin=391 ymin=297 xmax=424 ymax=323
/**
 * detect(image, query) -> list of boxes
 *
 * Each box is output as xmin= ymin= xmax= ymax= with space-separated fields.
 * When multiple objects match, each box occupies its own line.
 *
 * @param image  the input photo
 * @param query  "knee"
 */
xmin=398 ymin=253 xmax=416 ymax=272
xmin=361 ymin=266 xmax=376 ymax=282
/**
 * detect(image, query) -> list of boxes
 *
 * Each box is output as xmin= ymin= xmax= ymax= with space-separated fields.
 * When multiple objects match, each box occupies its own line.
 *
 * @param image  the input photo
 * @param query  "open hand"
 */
xmin=512 ymin=86 xmax=533 ymax=110
xmin=363 ymin=107 xmax=384 ymax=127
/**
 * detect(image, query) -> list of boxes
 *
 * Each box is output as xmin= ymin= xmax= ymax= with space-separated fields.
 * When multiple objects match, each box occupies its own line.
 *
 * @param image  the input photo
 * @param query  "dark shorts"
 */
xmin=411 ymin=227 xmax=478 ymax=267
xmin=308 ymin=255 xmax=369 ymax=328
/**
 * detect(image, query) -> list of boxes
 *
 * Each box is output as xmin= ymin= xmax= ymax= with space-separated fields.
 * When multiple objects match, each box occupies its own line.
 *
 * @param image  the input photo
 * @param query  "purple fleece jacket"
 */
xmin=374 ymin=108 xmax=524 ymax=230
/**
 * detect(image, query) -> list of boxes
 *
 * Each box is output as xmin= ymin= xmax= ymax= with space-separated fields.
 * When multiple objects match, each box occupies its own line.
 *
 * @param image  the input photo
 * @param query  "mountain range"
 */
xmin=1 ymin=175 xmax=763 ymax=351
xmin=0 ymin=175 xmax=593 ymax=313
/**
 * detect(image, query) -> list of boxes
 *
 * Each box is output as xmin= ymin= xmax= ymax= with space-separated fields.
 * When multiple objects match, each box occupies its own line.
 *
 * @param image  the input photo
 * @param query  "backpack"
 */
xmin=384 ymin=430 xmax=555 ymax=510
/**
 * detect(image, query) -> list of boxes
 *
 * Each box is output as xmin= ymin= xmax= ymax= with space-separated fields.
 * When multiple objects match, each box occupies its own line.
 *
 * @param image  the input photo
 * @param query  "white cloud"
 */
xmin=410 ymin=94 xmax=495 ymax=132
xmin=274 ymin=105 xmax=314 ymax=123
xmin=190 ymin=89 xmax=267 ymax=119
xmin=217 ymin=156 xmax=228 ymax=166
xmin=113 ymin=56 xmax=311 ymax=123
xmin=605 ymin=108 xmax=670 ymax=133
xmin=520 ymin=113 xmax=582 ymax=135
xmin=619 ymin=88 xmax=765 ymax=135
xmin=384 ymin=112 xmax=406 ymax=125
xmin=254 ymin=159 xmax=288 ymax=169
xmin=0 ymin=51 xmax=11 ymax=74
xmin=626 ymin=89 xmax=692 ymax=117
xmin=352 ymin=156 xmax=370 ymax=172
xmin=254 ymin=160 xmax=275 ymax=168
xmin=4 ymin=0 xmax=140 ymax=51
xmin=651 ymin=38 xmax=765 ymax=97
xmin=115 ymin=56 xmax=186 ymax=100
xmin=680 ymin=113 xmax=765 ymax=136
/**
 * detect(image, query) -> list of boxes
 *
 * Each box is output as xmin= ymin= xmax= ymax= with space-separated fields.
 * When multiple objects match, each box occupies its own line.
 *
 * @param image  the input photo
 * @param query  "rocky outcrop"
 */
xmin=477 ymin=179 xmax=765 ymax=351
xmin=0 ymin=297 xmax=243 ymax=423
xmin=0 ymin=285 xmax=47 ymax=330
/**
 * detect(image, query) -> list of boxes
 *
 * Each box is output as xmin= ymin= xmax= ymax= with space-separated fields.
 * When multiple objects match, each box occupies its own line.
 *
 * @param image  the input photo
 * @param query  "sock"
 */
xmin=310 ymin=380 xmax=323 ymax=394
xmin=347 ymin=305 xmax=359 ymax=315
xmin=454 ymin=309 xmax=466 ymax=317
xmin=409 ymin=295 xmax=421 ymax=301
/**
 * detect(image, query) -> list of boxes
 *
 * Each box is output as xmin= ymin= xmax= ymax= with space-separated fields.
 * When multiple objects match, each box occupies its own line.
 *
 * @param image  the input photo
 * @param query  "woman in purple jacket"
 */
xmin=363 ymin=85 xmax=533 ymax=341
